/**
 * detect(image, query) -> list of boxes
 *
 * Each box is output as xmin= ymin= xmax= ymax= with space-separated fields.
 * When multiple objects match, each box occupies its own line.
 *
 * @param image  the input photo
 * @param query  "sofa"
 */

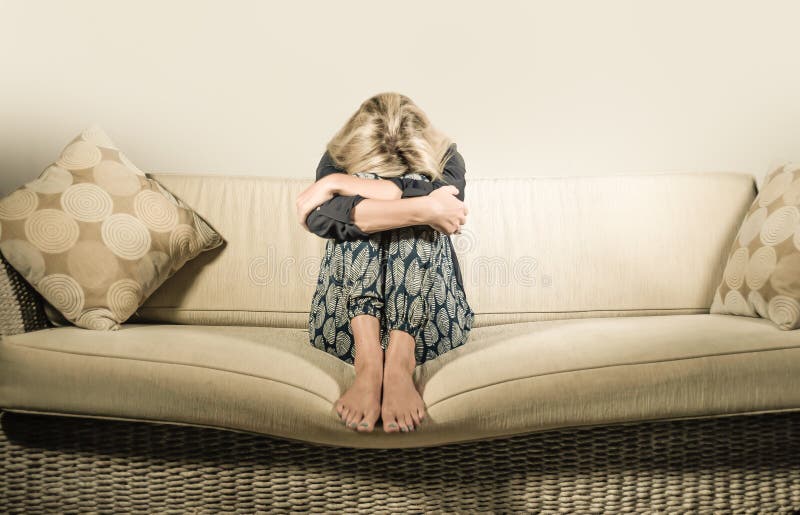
xmin=1 ymin=170 xmax=799 ymax=513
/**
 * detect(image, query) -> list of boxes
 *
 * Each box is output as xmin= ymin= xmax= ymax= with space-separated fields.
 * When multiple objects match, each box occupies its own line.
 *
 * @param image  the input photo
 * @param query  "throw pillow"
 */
xmin=710 ymin=162 xmax=800 ymax=329
xmin=0 ymin=124 xmax=224 ymax=330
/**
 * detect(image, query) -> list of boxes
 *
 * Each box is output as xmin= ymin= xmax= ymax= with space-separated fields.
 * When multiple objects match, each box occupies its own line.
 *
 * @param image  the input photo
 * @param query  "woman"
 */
xmin=296 ymin=92 xmax=474 ymax=434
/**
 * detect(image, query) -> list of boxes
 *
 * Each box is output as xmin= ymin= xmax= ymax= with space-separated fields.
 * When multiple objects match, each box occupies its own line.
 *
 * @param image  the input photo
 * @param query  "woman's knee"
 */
xmin=382 ymin=227 xmax=439 ymax=270
xmin=326 ymin=235 xmax=385 ymax=278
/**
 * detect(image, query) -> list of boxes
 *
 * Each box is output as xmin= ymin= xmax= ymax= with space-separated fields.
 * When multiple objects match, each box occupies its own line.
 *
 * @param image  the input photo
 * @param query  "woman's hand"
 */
xmin=423 ymin=185 xmax=468 ymax=235
xmin=296 ymin=175 xmax=341 ymax=230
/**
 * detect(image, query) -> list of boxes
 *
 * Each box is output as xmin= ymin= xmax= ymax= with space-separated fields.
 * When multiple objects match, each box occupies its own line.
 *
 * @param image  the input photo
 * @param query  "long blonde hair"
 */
xmin=326 ymin=92 xmax=454 ymax=181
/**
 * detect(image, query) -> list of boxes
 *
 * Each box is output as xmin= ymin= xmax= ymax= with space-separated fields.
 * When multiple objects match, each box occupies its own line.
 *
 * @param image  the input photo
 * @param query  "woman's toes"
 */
xmin=383 ymin=415 xmax=400 ymax=432
xmin=340 ymin=406 xmax=350 ymax=424
xmin=403 ymin=413 xmax=415 ymax=431
xmin=398 ymin=416 xmax=410 ymax=432
xmin=347 ymin=412 xmax=363 ymax=430
xmin=416 ymin=406 xmax=426 ymax=422
xmin=356 ymin=411 xmax=379 ymax=432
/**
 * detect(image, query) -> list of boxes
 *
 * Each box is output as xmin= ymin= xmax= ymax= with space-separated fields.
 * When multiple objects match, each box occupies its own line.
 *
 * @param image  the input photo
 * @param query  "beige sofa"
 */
xmin=1 ymin=171 xmax=799 ymax=512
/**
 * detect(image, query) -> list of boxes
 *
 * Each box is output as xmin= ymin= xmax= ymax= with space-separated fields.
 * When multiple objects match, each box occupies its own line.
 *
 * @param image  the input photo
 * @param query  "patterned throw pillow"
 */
xmin=0 ymin=124 xmax=224 ymax=330
xmin=710 ymin=162 xmax=800 ymax=329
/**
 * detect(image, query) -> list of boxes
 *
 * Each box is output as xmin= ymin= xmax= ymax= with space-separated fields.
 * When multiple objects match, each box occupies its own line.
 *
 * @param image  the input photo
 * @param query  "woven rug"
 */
xmin=1 ymin=409 xmax=798 ymax=513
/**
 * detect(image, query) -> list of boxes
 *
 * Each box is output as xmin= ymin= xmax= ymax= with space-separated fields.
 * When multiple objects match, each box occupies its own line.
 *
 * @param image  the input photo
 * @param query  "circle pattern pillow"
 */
xmin=710 ymin=162 xmax=800 ymax=330
xmin=0 ymin=124 xmax=224 ymax=330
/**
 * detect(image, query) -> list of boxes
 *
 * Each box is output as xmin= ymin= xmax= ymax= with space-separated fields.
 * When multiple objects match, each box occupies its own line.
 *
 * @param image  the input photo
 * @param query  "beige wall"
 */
xmin=1 ymin=0 xmax=799 ymax=196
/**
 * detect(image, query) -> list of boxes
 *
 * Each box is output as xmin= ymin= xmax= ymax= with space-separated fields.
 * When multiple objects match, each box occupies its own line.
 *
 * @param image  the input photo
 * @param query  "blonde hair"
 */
xmin=326 ymin=92 xmax=454 ymax=181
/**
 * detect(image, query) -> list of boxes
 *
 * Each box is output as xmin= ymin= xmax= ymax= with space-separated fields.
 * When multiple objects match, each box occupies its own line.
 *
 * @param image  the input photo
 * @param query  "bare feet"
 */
xmin=335 ymin=365 xmax=383 ymax=432
xmin=381 ymin=330 xmax=426 ymax=433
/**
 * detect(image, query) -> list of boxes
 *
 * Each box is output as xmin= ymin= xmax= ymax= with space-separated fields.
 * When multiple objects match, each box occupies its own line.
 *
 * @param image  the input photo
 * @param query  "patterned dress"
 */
xmin=308 ymin=171 xmax=474 ymax=366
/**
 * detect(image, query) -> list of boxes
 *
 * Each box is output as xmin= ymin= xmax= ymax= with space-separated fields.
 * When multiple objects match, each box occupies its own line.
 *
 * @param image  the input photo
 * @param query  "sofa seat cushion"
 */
xmin=1 ymin=314 xmax=798 ymax=448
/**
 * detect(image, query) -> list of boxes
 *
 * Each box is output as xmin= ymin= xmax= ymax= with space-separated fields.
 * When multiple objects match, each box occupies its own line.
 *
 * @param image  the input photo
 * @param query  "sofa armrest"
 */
xmin=0 ymin=253 xmax=52 ymax=337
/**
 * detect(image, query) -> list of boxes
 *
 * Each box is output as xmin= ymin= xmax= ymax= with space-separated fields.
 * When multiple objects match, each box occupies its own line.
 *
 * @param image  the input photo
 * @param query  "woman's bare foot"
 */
xmin=336 ymin=314 xmax=384 ymax=432
xmin=335 ymin=365 xmax=383 ymax=432
xmin=381 ymin=330 xmax=426 ymax=433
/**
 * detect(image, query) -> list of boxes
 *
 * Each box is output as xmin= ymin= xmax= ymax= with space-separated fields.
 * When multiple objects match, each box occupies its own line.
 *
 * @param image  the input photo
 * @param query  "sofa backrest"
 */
xmin=132 ymin=172 xmax=756 ymax=329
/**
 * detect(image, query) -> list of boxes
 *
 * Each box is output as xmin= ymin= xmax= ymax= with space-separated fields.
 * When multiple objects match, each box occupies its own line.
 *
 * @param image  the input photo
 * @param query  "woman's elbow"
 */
xmin=305 ymin=211 xmax=332 ymax=238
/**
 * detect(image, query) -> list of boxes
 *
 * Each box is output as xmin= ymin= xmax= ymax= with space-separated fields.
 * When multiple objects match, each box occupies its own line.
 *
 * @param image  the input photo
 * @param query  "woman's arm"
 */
xmin=351 ymin=185 xmax=467 ymax=235
xmin=328 ymin=173 xmax=402 ymax=200
xmin=304 ymin=185 xmax=466 ymax=241
xmin=297 ymin=151 xmax=403 ymax=235
xmin=296 ymin=174 xmax=401 ymax=231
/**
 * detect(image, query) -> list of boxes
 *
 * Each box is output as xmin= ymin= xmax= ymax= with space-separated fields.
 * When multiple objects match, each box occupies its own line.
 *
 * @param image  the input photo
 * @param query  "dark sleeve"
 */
xmin=385 ymin=143 xmax=467 ymax=202
xmin=305 ymin=150 xmax=371 ymax=240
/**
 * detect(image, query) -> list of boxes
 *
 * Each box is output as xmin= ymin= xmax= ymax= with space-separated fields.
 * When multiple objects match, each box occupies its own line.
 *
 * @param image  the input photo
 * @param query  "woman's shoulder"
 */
xmin=446 ymin=142 xmax=458 ymax=157
xmin=445 ymin=142 xmax=465 ymax=170
xmin=318 ymin=149 xmax=338 ymax=167
xmin=317 ymin=149 xmax=346 ymax=177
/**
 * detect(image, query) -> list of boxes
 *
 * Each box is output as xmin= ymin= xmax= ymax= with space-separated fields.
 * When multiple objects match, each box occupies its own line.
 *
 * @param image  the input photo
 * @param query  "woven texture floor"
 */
xmin=1 ymin=410 xmax=799 ymax=513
